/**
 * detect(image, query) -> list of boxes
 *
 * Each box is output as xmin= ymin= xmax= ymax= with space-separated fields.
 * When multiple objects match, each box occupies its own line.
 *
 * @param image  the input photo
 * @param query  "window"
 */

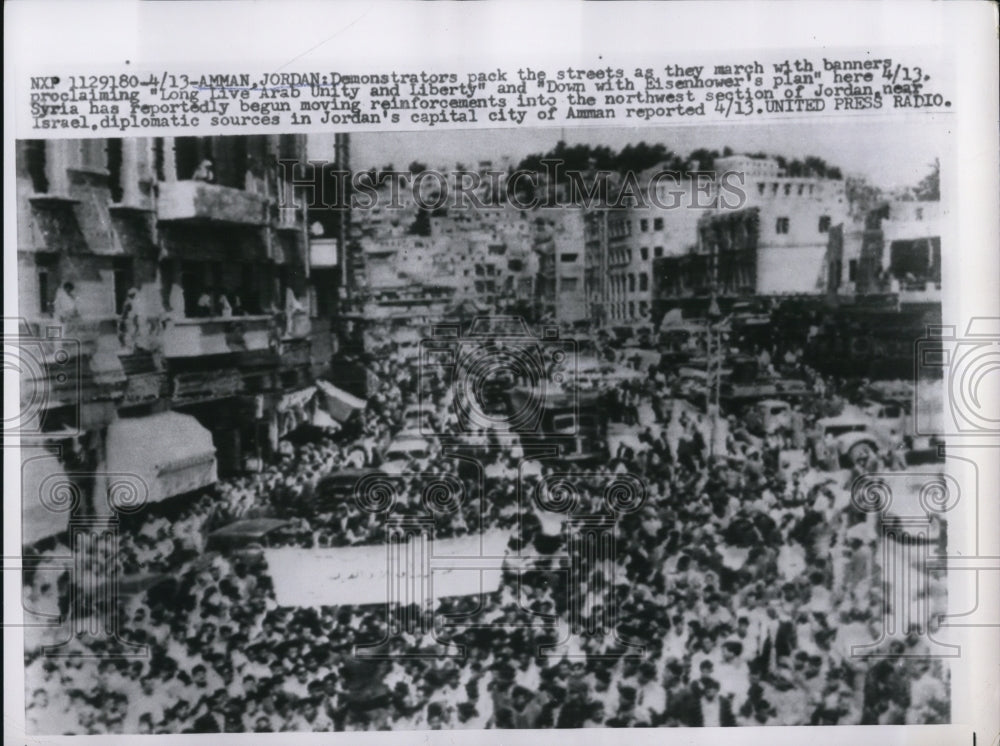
xmin=560 ymin=253 xmax=579 ymax=263
xmin=776 ymin=217 xmax=790 ymax=235
xmin=848 ymin=259 xmax=858 ymax=282
xmin=654 ymin=247 xmax=664 ymax=258
xmin=640 ymin=248 xmax=649 ymax=261
xmin=174 ymin=137 xmax=201 ymax=180
xmin=639 ymin=273 xmax=649 ymax=291
xmin=153 ymin=138 xmax=166 ymax=181
xmin=628 ymin=301 xmax=635 ymax=318
xmin=640 ymin=219 xmax=649 ymax=232
xmin=626 ymin=249 xmax=633 ymax=263
xmin=561 ymin=277 xmax=579 ymax=292
xmin=112 ymin=258 xmax=134 ymax=315
xmin=654 ymin=217 xmax=664 ymax=231
xmin=107 ymin=139 xmax=124 ymax=203
xmin=915 ymin=208 xmax=924 ymax=221
xmin=798 ymin=184 xmax=805 ymax=195
xmin=784 ymin=183 xmax=792 ymax=196
xmin=639 ymin=301 xmax=649 ymax=317
xmin=79 ymin=140 xmax=107 ymax=171
xmin=552 ymin=414 xmax=576 ymax=431
xmin=757 ymin=183 xmax=765 ymax=196
xmin=36 ymin=257 xmax=57 ymax=315
xmin=628 ymin=274 xmax=636 ymax=292
xmin=818 ymin=215 xmax=831 ymax=233
xmin=24 ymin=141 xmax=49 ymax=194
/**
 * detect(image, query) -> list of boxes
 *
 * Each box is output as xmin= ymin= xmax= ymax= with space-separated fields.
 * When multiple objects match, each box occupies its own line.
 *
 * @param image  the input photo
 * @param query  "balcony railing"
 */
xmin=17 ymin=317 xmax=127 ymax=412
xmin=161 ymin=315 xmax=276 ymax=358
xmin=157 ymin=180 xmax=269 ymax=225
xmin=898 ymin=281 xmax=942 ymax=305
xmin=160 ymin=311 xmax=312 ymax=358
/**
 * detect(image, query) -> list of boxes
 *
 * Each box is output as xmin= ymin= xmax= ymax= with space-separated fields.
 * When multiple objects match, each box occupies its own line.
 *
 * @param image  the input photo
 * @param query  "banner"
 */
xmin=264 ymin=529 xmax=511 ymax=607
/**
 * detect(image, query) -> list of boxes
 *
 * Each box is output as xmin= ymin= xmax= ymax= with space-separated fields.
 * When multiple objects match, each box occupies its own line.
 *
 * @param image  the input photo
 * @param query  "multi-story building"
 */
xmin=826 ymin=199 xmax=942 ymax=306
xmin=533 ymin=211 xmax=587 ymax=325
xmin=16 ymin=135 xmax=336 ymax=545
xmin=652 ymin=155 xmax=848 ymax=317
xmin=585 ymin=167 xmax=711 ymax=329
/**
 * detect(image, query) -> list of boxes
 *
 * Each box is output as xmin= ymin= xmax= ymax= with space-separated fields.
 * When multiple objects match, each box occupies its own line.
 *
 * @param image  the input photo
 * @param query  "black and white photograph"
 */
xmin=13 ymin=121 xmax=960 ymax=733
xmin=4 ymin=3 xmax=998 ymax=745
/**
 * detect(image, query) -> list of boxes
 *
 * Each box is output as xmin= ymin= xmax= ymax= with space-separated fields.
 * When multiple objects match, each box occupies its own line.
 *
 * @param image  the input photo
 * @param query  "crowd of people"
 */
xmin=23 ymin=324 xmax=950 ymax=733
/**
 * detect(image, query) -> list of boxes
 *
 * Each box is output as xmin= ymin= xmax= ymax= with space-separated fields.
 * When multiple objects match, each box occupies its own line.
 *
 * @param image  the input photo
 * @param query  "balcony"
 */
xmin=157 ymin=180 xmax=269 ymax=226
xmin=161 ymin=315 xmax=275 ymax=358
xmin=16 ymin=318 xmax=128 ymax=421
xmin=898 ymin=280 xmax=941 ymax=306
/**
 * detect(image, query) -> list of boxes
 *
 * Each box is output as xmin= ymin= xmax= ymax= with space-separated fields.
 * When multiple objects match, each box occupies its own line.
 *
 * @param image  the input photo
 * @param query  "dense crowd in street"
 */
xmin=23 ymin=325 xmax=950 ymax=733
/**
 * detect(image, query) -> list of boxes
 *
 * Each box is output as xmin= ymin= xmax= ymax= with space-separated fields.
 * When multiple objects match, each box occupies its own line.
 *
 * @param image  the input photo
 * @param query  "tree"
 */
xmin=687 ymin=148 xmax=720 ymax=172
xmin=409 ymin=207 xmax=431 ymax=236
xmin=844 ymin=175 xmax=884 ymax=220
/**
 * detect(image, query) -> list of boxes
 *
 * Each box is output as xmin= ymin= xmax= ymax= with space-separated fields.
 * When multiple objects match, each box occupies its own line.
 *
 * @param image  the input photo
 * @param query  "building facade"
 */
xmin=16 ymin=135 xmax=336 ymax=545
xmin=651 ymin=155 xmax=848 ymax=319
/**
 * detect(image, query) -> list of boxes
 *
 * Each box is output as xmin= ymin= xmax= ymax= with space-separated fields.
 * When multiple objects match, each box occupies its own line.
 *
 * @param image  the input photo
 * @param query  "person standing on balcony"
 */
xmin=53 ymin=281 xmax=80 ymax=324
xmin=168 ymin=283 xmax=186 ymax=321
xmin=284 ymin=287 xmax=304 ymax=336
xmin=119 ymin=287 xmax=140 ymax=349
xmin=218 ymin=294 xmax=233 ymax=318
xmin=192 ymin=160 xmax=215 ymax=183
xmin=197 ymin=292 xmax=213 ymax=318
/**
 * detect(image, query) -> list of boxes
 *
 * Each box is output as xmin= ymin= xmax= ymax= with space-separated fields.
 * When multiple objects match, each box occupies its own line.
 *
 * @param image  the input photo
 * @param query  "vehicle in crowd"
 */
xmin=861 ymin=381 xmax=945 ymax=461
xmin=719 ymin=355 xmax=812 ymax=411
xmin=392 ymin=328 xmax=423 ymax=360
xmin=809 ymin=411 xmax=893 ymax=468
xmin=206 ymin=518 xmax=297 ymax=552
xmin=504 ymin=387 xmax=608 ymax=462
xmin=657 ymin=321 xmax=709 ymax=357
xmin=380 ymin=434 xmax=434 ymax=473
xmin=676 ymin=365 xmax=711 ymax=406
xmin=745 ymin=398 xmax=793 ymax=436
xmin=314 ymin=467 xmax=389 ymax=506
xmin=402 ymin=404 xmax=433 ymax=433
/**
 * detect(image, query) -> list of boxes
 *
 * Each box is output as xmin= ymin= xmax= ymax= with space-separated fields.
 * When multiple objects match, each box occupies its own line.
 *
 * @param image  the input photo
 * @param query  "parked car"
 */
xmin=402 ymin=404 xmax=433 ymax=432
xmin=381 ymin=435 xmax=433 ymax=474
xmin=314 ymin=467 xmax=389 ymax=506
xmin=809 ymin=412 xmax=890 ymax=468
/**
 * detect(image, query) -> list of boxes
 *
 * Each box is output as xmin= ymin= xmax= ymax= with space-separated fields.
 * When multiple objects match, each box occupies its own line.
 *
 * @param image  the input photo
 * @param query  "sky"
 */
xmin=310 ymin=117 xmax=947 ymax=191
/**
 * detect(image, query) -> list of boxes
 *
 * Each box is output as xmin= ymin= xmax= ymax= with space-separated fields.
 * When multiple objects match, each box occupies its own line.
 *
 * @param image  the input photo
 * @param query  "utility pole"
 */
xmin=707 ymin=226 xmax=722 ymax=460
xmin=335 ymin=133 xmax=351 ymax=306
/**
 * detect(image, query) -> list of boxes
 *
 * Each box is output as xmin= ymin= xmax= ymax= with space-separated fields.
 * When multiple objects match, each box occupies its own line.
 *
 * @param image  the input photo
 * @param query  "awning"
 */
xmin=20 ymin=450 xmax=73 ymax=546
xmin=105 ymin=412 xmax=217 ymax=504
xmin=316 ymin=380 xmax=366 ymax=422
xmin=311 ymin=407 xmax=339 ymax=430
xmin=276 ymin=386 xmax=317 ymax=437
